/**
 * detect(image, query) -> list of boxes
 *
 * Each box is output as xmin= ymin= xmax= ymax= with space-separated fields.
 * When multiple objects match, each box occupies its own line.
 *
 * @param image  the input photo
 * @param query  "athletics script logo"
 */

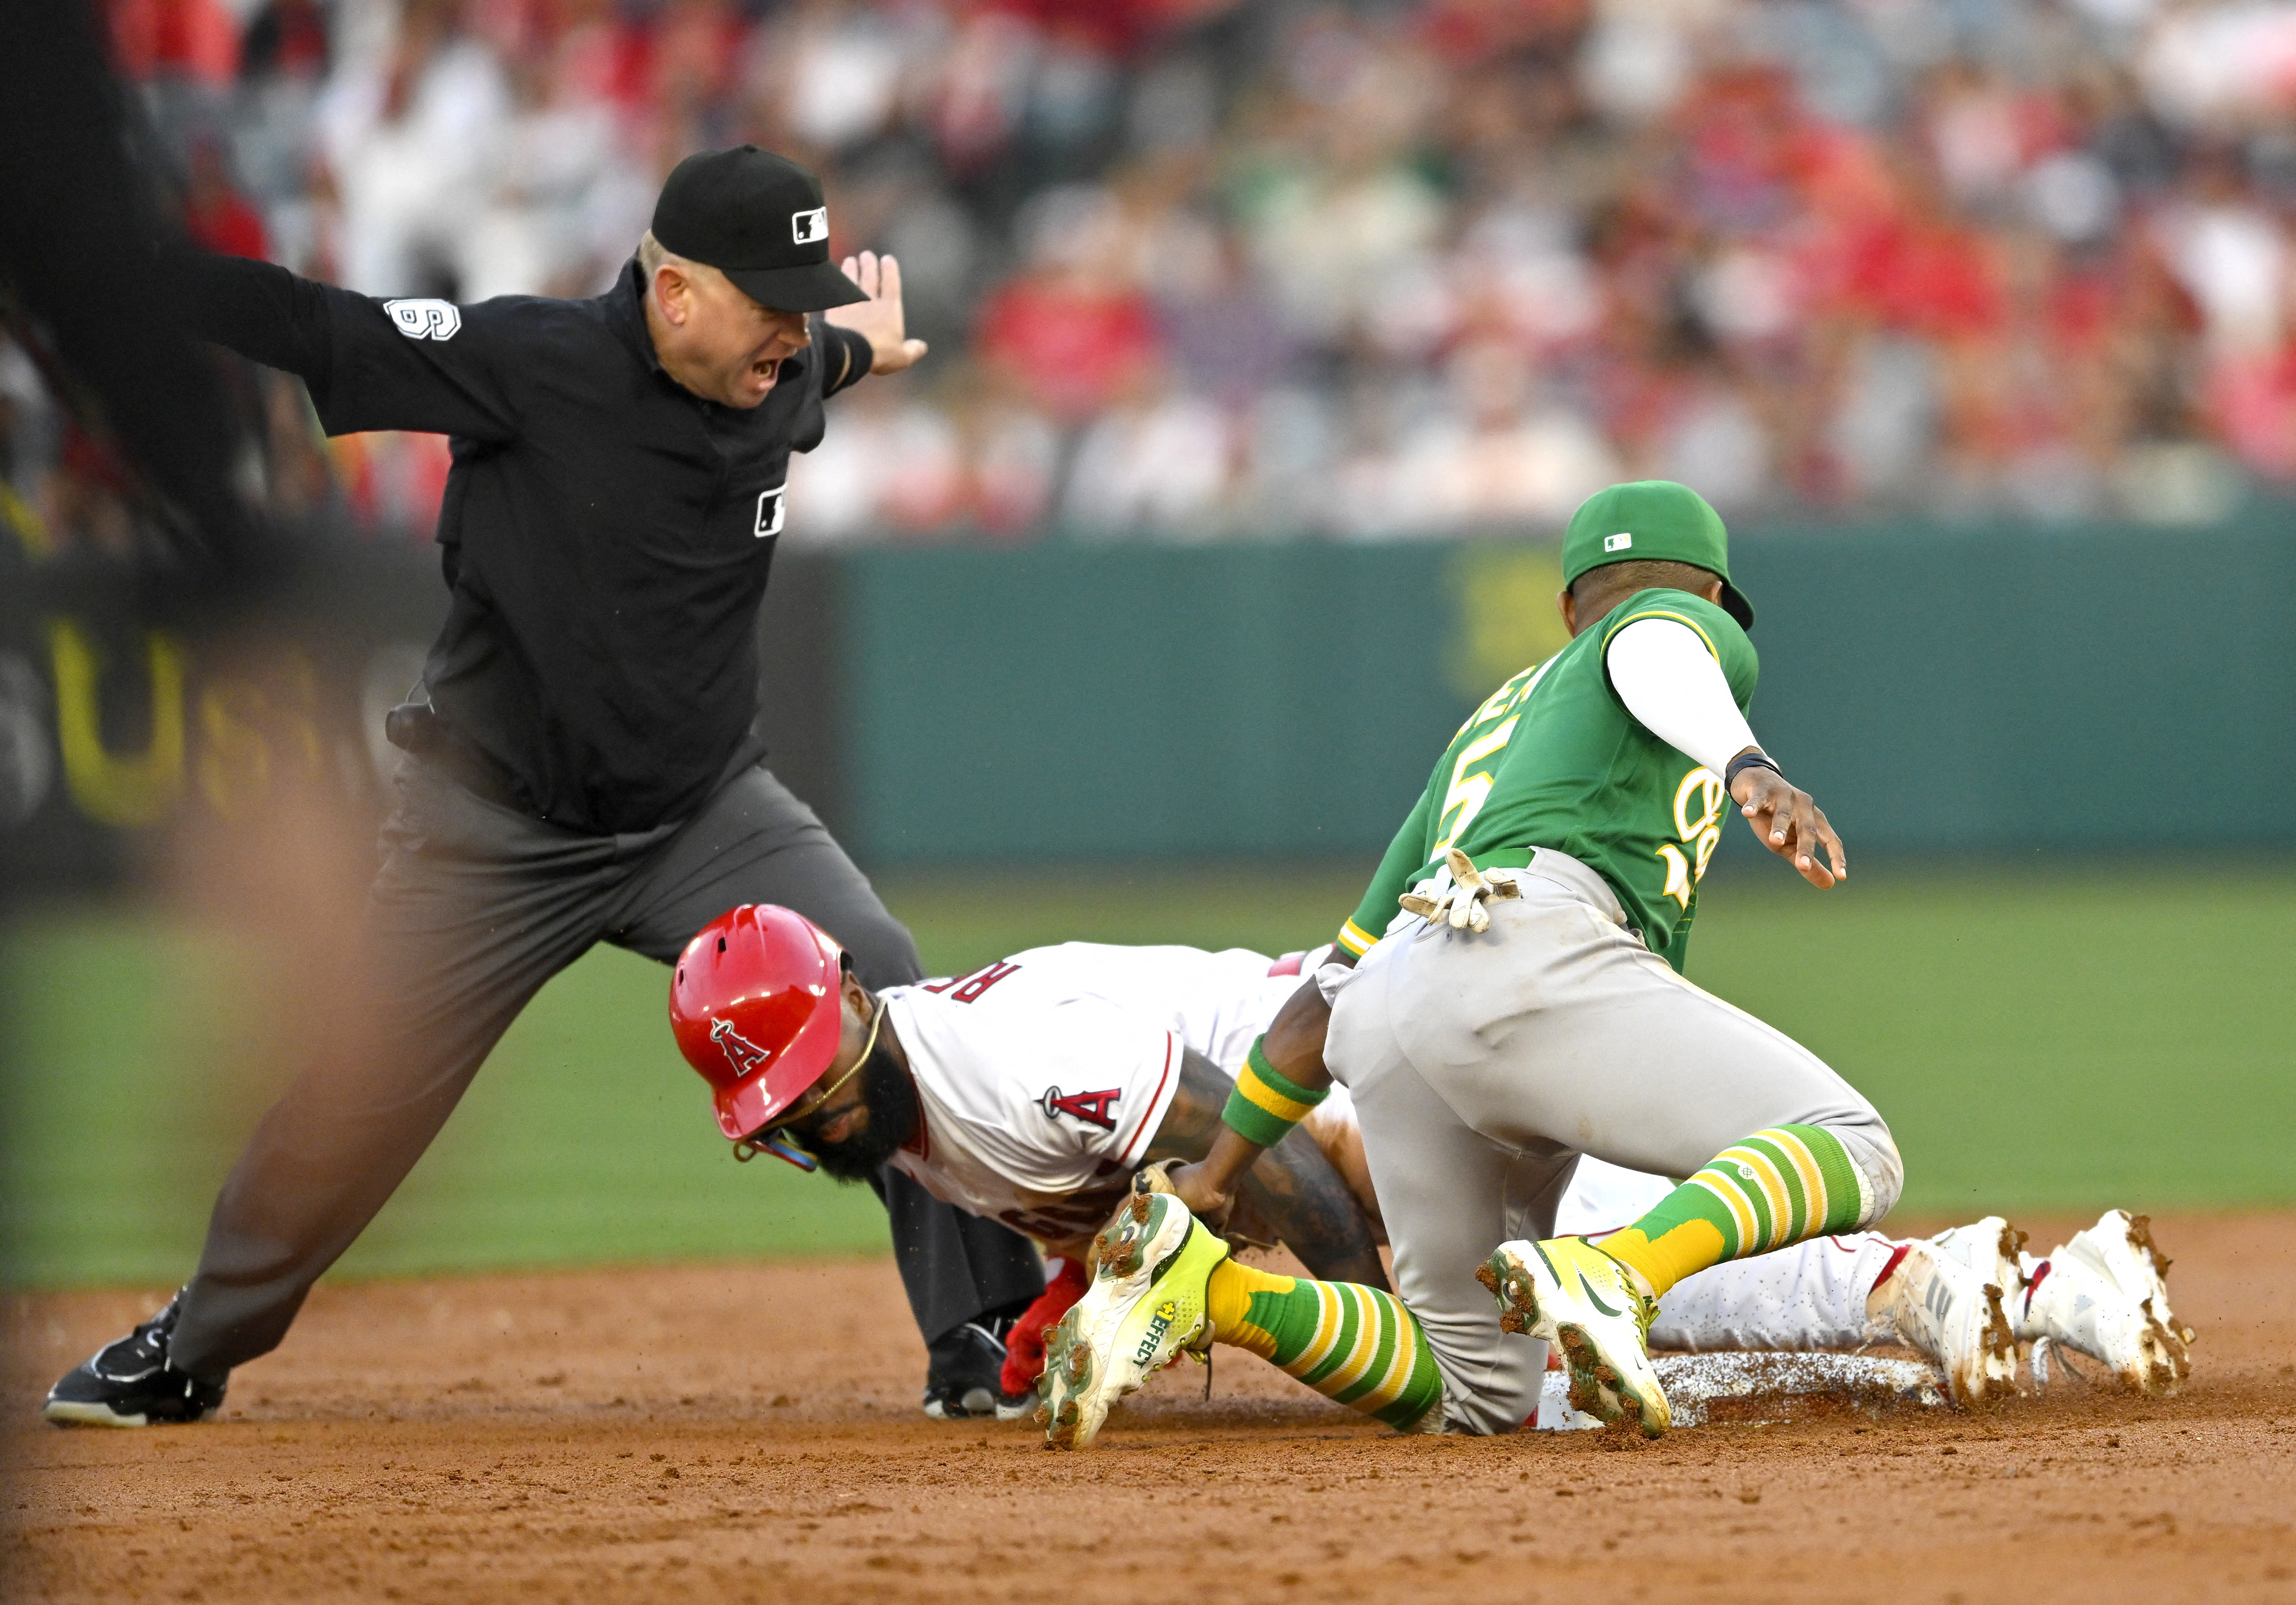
xmin=1039 ymin=1086 xmax=1119 ymax=1130
xmin=384 ymin=299 xmax=461 ymax=341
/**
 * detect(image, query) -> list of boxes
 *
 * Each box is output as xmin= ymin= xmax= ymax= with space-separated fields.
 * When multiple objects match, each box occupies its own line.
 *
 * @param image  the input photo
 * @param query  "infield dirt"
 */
xmin=5 ymin=1210 xmax=2292 ymax=1604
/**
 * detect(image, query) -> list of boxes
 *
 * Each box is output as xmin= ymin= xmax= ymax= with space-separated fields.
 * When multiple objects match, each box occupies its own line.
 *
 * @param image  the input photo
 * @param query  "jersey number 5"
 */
xmin=1434 ymin=717 xmax=1518 ymax=852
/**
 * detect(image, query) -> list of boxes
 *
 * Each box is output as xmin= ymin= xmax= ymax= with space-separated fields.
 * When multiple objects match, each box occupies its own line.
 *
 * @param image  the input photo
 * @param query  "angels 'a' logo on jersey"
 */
xmin=1039 ymin=1086 xmax=1119 ymax=1131
xmin=711 ymin=1018 xmax=771 ymax=1074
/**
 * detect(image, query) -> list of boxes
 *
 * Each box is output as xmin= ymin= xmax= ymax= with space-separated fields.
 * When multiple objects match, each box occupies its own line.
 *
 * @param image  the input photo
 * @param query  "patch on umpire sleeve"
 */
xmin=384 ymin=299 xmax=461 ymax=341
xmin=754 ymin=485 xmax=786 ymax=538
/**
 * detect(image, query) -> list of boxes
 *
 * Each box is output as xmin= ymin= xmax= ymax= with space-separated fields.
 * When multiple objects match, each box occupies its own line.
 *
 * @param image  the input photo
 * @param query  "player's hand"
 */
xmin=824 ymin=250 xmax=928 ymax=374
xmin=1161 ymin=1160 xmax=1235 ymax=1230
xmin=1731 ymin=766 xmax=1846 ymax=888
xmin=1398 ymin=846 xmax=1522 ymax=932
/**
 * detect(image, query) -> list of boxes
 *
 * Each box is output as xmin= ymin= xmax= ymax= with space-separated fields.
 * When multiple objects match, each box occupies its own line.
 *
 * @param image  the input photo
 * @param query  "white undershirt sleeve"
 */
xmin=1603 ymin=617 xmax=1759 ymax=775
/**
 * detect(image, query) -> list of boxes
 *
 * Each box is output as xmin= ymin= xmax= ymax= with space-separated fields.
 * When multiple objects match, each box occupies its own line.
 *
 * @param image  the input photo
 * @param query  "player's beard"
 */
xmin=806 ymin=1040 xmax=919 ymax=1183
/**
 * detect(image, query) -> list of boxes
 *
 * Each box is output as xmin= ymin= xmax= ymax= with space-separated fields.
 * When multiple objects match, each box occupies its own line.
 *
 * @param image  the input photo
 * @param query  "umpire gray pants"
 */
xmin=169 ymin=753 xmax=1044 ymax=1375
xmin=1325 ymin=848 xmax=1901 ymax=1435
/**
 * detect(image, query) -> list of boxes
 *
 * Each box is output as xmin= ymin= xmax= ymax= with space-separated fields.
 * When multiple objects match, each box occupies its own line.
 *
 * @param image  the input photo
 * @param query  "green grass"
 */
xmin=4 ymin=861 xmax=2291 ymax=1288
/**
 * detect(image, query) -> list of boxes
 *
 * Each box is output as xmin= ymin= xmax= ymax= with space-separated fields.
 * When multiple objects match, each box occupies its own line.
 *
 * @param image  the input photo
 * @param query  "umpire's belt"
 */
xmin=384 ymin=701 xmax=531 ymax=814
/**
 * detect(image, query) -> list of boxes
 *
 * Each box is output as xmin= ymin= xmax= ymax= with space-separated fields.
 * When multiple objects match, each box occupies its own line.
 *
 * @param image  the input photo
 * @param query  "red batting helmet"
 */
xmin=670 ymin=905 xmax=847 ymax=1144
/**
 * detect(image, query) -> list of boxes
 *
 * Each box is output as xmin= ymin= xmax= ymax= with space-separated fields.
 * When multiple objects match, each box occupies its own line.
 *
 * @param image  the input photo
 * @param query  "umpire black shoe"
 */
xmin=44 ymin=1293 xmax=228 ymax=1428
xmin=921 ymin=1318 xmax=1033 ymax=1421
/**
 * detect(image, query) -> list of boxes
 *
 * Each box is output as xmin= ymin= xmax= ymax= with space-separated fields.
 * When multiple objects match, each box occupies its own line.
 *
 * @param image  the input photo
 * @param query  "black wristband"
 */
xmin=1724 ymin=750 xmax=1781 ymax=791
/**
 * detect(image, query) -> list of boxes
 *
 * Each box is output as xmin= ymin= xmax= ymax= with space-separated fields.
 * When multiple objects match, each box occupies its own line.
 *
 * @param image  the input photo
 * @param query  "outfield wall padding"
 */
xmin=837 ymin=512 xmax=2296 ymax=862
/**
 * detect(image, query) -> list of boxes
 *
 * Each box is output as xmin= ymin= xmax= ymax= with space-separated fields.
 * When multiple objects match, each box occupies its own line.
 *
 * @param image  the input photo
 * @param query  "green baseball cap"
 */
xmin=1561 ymin=480 xmax=1753 ymax=629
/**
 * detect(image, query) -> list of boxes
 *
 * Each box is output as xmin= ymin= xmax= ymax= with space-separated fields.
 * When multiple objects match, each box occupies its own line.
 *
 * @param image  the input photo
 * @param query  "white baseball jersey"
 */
xmin=875 ymin=943 xmax=1315 ymax=1241
xmin=1008 ymin=941 xmax=1321 ymax=1072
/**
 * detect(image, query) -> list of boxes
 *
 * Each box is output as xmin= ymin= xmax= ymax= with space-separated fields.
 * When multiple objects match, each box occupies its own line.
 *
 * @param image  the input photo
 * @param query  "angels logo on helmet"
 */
xmin=711 ymin=1017 xmax=771 ymax=1074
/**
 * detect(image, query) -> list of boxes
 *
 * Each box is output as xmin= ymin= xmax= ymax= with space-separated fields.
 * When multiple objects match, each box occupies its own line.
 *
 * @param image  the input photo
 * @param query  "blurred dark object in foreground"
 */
xmin=0 ymin=544 xmax=844 ymax=904
xmin=0 ymin=0 xmax=256 ymax=587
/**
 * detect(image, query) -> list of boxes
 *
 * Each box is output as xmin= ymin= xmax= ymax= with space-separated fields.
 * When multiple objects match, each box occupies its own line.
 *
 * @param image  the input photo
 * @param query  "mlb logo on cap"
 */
xmin=1561 ymin=480 xmax=1756 ymax=629
xmin=650 ymin=147 xmax=865 ymax=312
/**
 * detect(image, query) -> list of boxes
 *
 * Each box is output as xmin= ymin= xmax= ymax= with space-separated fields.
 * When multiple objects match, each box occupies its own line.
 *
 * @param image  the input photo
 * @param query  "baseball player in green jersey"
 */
xmin=1040 ymin=479 xmax=1901 ymax=1446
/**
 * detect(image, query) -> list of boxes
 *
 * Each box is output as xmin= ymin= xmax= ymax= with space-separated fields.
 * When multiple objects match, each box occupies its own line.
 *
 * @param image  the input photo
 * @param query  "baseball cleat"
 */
xmin=1929 ymin=1215 xmax=2028 ymax=1322
xmin=921 ymin=1318 xmax=1036 ymax=1421
xmin=1037 ymin=1191 xmax=1229 ymax=1450
xmin=44 ymin=1294 xmax=227 ymax=1428
xmin=1479 ymin=1237 xmax=1669 ymax=1438
xmin=1872 ymin=1239 xmax=2019 ymax=1409
xmin=2023 ymin=1210 xmax=2193 ymax=1396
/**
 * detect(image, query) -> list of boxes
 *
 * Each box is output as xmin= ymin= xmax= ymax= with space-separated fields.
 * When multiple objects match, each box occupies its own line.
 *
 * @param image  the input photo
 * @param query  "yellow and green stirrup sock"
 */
xmin=1598 ymin=1124 xmax=1878 ymax=1298
xmin=1205 ymin=1261 xmax=1443 ymax=1431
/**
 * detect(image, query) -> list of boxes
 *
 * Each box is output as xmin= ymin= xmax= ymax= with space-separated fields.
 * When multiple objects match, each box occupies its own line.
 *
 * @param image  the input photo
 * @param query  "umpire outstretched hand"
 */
xmin=826 ymin=250 xmax=928 ymax=374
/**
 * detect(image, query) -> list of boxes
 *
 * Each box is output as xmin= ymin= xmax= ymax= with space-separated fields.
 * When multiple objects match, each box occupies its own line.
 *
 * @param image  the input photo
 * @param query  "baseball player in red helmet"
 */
xmin=670 ymin=904 xmax=1389 ymax=1414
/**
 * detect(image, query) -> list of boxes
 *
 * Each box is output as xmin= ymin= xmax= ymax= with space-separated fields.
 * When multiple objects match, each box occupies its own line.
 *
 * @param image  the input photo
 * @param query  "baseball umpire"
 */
xmin=43 ymin=146 xmax=1046 ymax=1428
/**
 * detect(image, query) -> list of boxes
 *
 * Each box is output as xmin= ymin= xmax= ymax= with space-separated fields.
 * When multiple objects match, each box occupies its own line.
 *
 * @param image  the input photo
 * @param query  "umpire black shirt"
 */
xmin=182 ymin=253 xmax=873 ymax=834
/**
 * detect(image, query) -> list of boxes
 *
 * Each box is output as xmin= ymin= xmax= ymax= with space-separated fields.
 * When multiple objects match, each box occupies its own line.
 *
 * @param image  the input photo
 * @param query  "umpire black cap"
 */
xmin=651 ymin=146 xmax=867 ymax=313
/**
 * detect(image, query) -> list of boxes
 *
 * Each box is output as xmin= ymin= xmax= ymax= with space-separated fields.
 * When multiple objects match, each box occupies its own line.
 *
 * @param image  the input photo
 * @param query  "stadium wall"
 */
xmin=840 ymin=509 xmax=2296 ymax=862
xmin=3 ymin=507 xmax=2292 ymax=892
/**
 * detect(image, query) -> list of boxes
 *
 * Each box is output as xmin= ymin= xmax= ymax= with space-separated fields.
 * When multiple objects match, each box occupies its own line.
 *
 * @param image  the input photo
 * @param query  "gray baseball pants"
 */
xmin=169 ymin=753 xmax=1043 ymax=1375
xmin=1325 ymin=848 xmax=1901 ymax=1435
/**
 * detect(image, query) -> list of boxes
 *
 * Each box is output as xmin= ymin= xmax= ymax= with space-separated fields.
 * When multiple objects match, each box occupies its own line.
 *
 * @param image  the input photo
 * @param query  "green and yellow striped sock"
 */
xmin=1205 ymin=1262 xmax=1443 ymax=1432
xmin=1598 ymin=1124 xmax=1878 ymax=1297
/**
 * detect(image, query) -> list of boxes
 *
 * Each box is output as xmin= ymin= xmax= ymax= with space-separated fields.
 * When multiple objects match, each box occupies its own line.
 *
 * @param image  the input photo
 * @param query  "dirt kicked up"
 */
xmin=5 ymin=1211 xmax=2293 ymax=1605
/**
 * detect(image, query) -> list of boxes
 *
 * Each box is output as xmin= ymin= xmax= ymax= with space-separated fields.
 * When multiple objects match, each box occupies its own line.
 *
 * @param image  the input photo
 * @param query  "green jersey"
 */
xmin=1338 ymin=589 xmax=1758 ymax=974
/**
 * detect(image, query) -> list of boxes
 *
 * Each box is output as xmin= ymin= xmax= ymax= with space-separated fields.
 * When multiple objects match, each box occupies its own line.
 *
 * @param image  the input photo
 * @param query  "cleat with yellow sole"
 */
xmin=1480 ymin=1236 xmax=1669 ymax=1438
xmin=1037 ymin=1192 xmax=1229 ymax=1450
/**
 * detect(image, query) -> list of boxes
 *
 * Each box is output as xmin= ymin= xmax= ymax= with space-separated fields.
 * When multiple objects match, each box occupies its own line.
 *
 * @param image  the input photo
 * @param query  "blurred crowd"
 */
xmin=7 ymin=0 xmax=2296 ymax=551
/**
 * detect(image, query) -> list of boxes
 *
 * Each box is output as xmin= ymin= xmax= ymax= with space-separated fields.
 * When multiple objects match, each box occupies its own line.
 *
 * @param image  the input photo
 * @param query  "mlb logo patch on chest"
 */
xmin=754 ymin=484 xmax=786 ymax=538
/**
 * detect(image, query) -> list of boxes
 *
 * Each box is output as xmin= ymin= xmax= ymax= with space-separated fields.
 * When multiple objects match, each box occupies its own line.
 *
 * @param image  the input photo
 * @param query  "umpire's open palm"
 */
xmin=824 ymin=250 xmax=928 ymax=374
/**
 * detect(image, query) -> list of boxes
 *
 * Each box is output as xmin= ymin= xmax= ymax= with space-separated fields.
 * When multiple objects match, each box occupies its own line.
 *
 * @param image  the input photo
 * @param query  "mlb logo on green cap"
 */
xmin=1562 ymin=480 xmax=1755 ymax=629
